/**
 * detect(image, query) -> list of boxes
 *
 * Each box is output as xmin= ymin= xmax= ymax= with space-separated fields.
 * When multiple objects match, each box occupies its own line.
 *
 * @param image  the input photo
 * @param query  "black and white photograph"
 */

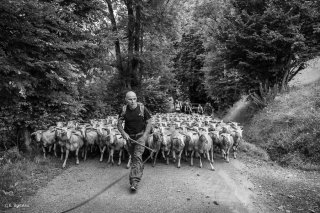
xmin=1 ymin=0 xmax=320 ymax=212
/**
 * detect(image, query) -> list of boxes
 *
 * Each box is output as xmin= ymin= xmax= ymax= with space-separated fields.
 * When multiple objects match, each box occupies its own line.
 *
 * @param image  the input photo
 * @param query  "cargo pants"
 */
xmin=128 ymin=134 xmax=146 ymax=185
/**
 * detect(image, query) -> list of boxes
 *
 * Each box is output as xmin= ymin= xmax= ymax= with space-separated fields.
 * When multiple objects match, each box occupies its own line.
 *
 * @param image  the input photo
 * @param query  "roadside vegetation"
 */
xmin=0 ymin=148 xmax=63 ymax=211
xmin=245 ymin=79 xmax=320 ymax=170
xmin=0 ymin=0 xmax=320 ymax=211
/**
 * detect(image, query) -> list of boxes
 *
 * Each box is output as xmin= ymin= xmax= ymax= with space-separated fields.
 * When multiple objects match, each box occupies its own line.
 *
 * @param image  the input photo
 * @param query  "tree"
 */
xmin=173 ymin=31 xmax=207 ymax=103
xmin=0 ymin=0 xmax=103 ymax=150
xmin=103 ymin=0 xmax=179 ymax=90
xmin=200 ymin=0 xmax=320 ymax=107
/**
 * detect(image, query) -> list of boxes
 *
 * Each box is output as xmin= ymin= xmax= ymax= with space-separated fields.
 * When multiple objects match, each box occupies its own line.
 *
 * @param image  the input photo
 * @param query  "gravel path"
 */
xmin=6 ymin=156 xmax=264 ymax=213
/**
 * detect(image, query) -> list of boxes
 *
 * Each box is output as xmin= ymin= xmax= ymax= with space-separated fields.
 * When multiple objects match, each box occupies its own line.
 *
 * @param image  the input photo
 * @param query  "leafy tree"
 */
xmin=0 ymin=0 xmax=103 ymax=150
xmin=199 ymin=0 xmax=320 ymax=107
xmin=103 ymin=0 xmax=179 ymax=90
xmin=173 ymin=32 xmax=207 ymax=103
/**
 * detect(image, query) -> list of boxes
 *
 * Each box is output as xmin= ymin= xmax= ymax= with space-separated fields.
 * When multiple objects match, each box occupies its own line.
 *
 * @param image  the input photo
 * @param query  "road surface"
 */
xmin=7 ymin=156 xmax=264 ymax=213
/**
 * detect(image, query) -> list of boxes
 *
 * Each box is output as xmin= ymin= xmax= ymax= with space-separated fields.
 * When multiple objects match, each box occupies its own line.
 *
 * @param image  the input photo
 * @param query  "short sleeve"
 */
xmin=144 ymin=107 xmax=152 ymax=120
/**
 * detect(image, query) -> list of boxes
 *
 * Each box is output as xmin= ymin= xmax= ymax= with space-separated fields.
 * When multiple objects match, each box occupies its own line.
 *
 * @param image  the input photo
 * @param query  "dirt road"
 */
xmin=7 ymin=157 xmax=265 ymax=213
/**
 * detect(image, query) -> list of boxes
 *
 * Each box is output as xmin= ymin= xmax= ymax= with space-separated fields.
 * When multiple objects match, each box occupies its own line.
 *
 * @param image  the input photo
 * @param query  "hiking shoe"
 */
xmin=130 ymin=183 xmax=138 ymax=192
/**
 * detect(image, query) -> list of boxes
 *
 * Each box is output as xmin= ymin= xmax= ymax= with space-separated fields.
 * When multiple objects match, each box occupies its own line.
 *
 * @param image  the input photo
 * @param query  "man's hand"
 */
xmin=137 ymin=135 xmax=148 ymax=144
xmin=122 ymin=132 xmax=130 ymax=141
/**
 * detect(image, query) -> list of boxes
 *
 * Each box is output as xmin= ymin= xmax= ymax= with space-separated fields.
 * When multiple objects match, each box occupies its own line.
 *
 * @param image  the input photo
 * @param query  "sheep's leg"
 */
xmin=83 ymin=146 xmax=88 ymax=161
xmin=107 ymin=147 xmax=111 ymax=164
xmin=118 ymin=149 xmax=122 ymax=166
xmin=184 ymin=150 xmax=188 ymax=162
xmin=190 ymin=150 xmax=194 ymax=166
xmin=210 ymin=147 xmax=214 ymax=162
xmin=48 ymin=145 xmax=52 ymax=153
xmin=76 ymin=148 xmax=80 ymax=165
xmin=207 ymin=151 xmax=215 ymax=171
xmin=150 ymin=149 xmax=154 ymax=160
xmin=177 ymin=150 xmax=183 ymax=168
xmin=126 ymin=154 xmax=131 ymax=169
xmin=211 ymin=146 xmax=215 ymax=160
xmin=153 ymin=150 xmax=159 ymax=167
xmin=226 ymin=147 xmax=230 ymax=163
xmin=233 ymin=146 xmax=237 ymax=159
xmin=172 ymin=151 xmax=176 ymax=163
xmin=110 ymin=148 xmax=114 ymax=165
xmin=161 ymin=150 xmax=166 ymax=159
xmin=60 ymin=147 xmax=64 ymax=160
xmin=62 ymin=149 xmax=69 ymax=168
xmin=53 ymin=144 xmax=57 ymax=157
xmin=100 ymin=146 xmax=106 ymax=162
xmin=43 ymin=147 xmax=46 ymax=159
xmin=222 ymin=149 xmax=226 ymax=160
xmin=166 ymin=151 xmax=170 ymax=165
xmin=199 ymin=154 xmax=202 ymax=168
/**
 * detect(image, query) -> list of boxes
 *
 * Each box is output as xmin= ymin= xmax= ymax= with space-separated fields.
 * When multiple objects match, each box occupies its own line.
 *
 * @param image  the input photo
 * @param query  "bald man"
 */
xmin=117 ymin=91 xmax=152 ymax=192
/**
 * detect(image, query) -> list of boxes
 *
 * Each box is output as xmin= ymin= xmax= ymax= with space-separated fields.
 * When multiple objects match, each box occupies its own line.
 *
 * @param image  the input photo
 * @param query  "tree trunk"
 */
xmin=134 ymin=1 xmax=141 ymax=53
xmin=23 ymin=127 xmax=32 ymax=153
xmin=136 ymin=2 xmax=144 ymax=86
xmin=106 ymin=0 xmax=126 ymax=87
xmin=127 ymin=0 xmax=134 ymax=89
xmin=281 ymin=69 xmax=289 ymax=92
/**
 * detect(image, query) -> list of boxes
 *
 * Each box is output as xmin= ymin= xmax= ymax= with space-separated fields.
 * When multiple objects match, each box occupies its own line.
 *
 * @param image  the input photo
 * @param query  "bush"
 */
xmin=238 ymin=140 xmax=270 ymax=161
xmin=245 ymin=80 xmax=320 ymax=170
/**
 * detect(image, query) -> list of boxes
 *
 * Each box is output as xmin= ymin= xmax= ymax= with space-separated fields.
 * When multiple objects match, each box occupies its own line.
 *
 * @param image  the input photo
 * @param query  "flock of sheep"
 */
xmin=31 ymin=113 xmax=243 ymax=170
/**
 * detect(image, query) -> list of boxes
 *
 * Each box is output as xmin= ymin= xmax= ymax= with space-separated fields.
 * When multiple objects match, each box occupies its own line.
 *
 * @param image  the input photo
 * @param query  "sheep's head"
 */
xmin=31 ymin=130 xmax=44 ymax=143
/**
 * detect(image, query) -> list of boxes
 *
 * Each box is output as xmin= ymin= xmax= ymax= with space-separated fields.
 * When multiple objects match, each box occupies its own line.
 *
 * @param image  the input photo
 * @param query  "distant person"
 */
xmin=185 ymin=102 xmax=192 ymax=114
xmin=175 ymin=100 xmax=181 ymax=112
xmin=181 ymin=102 xmax=186 ymax=114
xmin=204 ymin=102 xmax=213 ymax=116
xmin=117 ymin=91 xmax=152 ymax=192
xmin=197 ymin=104 xmax=204 ymax=115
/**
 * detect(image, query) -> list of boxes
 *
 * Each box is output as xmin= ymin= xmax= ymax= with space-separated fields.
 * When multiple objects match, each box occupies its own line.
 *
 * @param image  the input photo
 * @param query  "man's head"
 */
xmin=125 ymin=91 xmax=137 ymax=109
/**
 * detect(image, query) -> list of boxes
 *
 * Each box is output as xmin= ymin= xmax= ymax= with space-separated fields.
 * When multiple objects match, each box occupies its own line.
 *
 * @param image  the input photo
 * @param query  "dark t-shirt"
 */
xmin=118 ymin=104 xmax=152 ymax=135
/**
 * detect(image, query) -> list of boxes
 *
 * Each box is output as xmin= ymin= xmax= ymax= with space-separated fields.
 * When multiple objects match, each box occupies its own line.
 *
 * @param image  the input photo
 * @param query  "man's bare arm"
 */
xmin=117 ymin=118 xmax=129 ymax=140
xmin=143 ymin=118 xmax=153 ymax=138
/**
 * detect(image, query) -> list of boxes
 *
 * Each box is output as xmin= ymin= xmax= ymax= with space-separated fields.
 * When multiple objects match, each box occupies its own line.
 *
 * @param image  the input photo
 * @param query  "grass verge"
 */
xmin=245 ymin=80 xmax=320 ymax=170
xmin=0 ymin=147 xmax=63 ymax=211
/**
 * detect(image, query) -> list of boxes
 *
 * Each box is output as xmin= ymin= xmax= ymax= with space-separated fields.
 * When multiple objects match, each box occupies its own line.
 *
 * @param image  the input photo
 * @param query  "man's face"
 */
xmin=125 ymin=92 xmax=137 ymax=109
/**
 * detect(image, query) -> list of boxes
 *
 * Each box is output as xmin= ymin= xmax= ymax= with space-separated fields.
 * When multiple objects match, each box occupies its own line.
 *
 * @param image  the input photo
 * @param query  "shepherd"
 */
xmin=117 ymin=91 xmax=152 ymax=192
